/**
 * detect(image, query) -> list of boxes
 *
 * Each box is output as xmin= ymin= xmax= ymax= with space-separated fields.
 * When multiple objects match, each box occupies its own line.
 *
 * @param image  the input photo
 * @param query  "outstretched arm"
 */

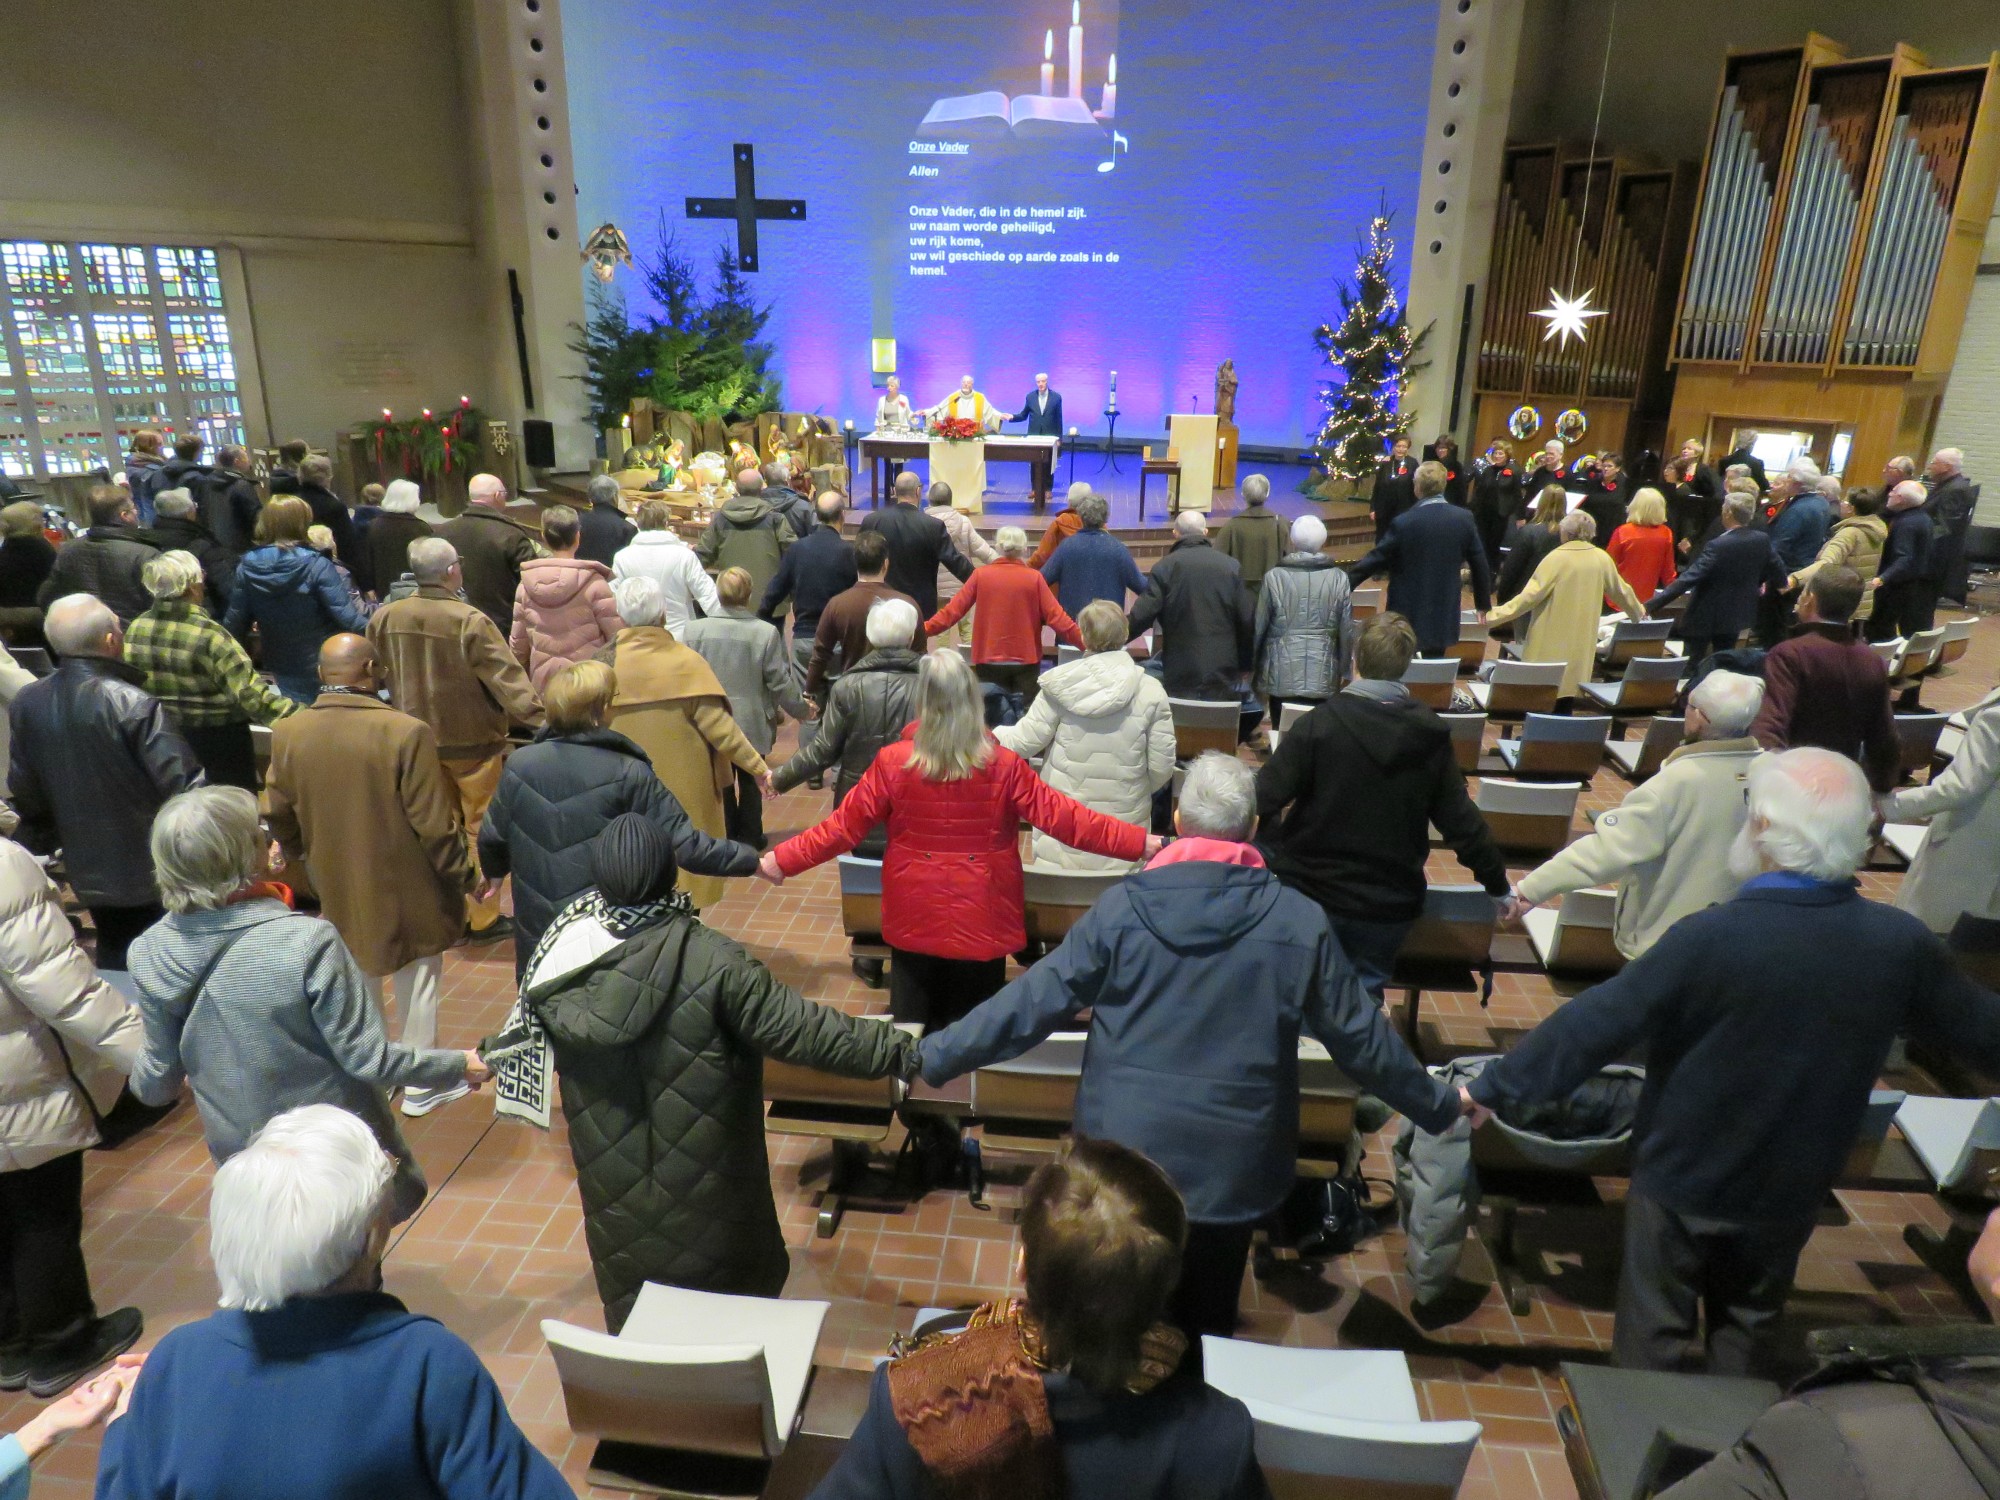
xmin=918 ymin=906 xmax=1112 ymax=1084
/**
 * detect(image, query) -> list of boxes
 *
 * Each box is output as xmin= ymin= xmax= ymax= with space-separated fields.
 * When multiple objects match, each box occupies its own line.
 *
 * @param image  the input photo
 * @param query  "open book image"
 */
xmin=919 ymin=90 xmax=1102 ymax=137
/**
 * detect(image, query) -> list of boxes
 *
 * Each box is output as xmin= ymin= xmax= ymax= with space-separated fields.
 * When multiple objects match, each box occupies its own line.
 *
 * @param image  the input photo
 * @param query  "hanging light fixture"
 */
xmin=1531 ymin=0 xmax=1619 ymax=348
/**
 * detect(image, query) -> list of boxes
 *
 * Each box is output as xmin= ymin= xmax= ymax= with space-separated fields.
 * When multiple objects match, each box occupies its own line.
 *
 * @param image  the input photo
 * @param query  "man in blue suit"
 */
xmin=1650 ymin=493 xmax=1787 ymax=667
xmin=1008 ymin=374 xmax=1064 ymax=506
xmin=1346 ymin=460 xmax=1491 ymax=657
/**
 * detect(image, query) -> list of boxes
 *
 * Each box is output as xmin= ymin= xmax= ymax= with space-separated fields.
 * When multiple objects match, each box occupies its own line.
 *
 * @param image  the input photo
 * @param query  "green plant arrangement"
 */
xmin=367 ymin=397 xmax=483 ymax=481
xmin=1306 ymin=205 xmax=1430 ymax=498
xmin=572 ymin=214 xmax=782 ymax=430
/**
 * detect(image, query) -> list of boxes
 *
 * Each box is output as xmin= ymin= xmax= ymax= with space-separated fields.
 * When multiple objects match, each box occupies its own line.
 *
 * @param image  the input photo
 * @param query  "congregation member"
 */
xmin=481 ymin=661 xmax=761 ymax=979
xmin=762 ymin=458 xmax=817 ymax=543
xmin=145 ymin=487 xmax=235 ymax=610
xmin=1605 ymin=487 xmax=1677 ymax=605
xmin=1503 ymin=671 xmax=1765 ymax=959
xmin=1760 ymin=459 xmax=1832 ymax=645
xmin=1750 ymin=568 xmax=1897 ymax=793
xmin=806 ymin=530 xmax=915 ymax=698
xmin=924 ymin=525 xmax=1081 ymax=706
xmin=601 ymin=576 xmax=771 ymax=911
xmin=996 ymin=600 xmax=1175 ymax=870
xmin=1214 ymin=473 xmax=1288 ymax=605
xmin=1466 ymin=749 xmax=2000 ymax=1375
xmin=694 ymin=468 xmax=795 ymax=602
xmin=1485 ymin=511 xmax=1646 ymax=701
xmin=264 ymin=635 xmax=475 ymax=1118
xmin=1496 ymin=484 xmax=1569 ymax=603
xmin=203 ymin=446 xmax=266 ymax=556
xmin=1040 ymin=490 xmax=1144 ymax=618
xmin=1257 ymin=613 xmax=1509 ymax=997
xmin=1470 ymin=439 xmax=1524 ymax=564
xmin=38 ymin=486 xmax=157 ymax=623
xmin=1128 ymin=510 xmax=1252 ymax=701
xmin=10 ymin=595 xmax=200 ymax=968
xmin=364 ymin=478 xmax=433 ymax=598
xmin=574 ymin=472 xmax=636 ymax=566
xmin=437 ymin=472 xmax=543 ymax=637
xmin=1027 ymin=480 xmax=1092 ymax=568
xmin=765 ymin=650 xmax=1153 ymax=1027
xmin=1 ymin=1364 xmax=136 ymax=1490
xmin=1648 ymin=493 xmax=1784 ymax=666
xmin=1252 ymin=514 xmax=1353 ymax=722
xmin=369 ymin=537 xmax=545 ymax=945
xmin=918 ymin=753 xmax=1466 ymax=1341
xmin=1346 ymin=460 xmax=1491 ymax=658
xmin=1578 ymin=452 xmax=1633 ymax=544
xmin=612 ymin=498 xmax=720 ymax=637
xmin=224 ymin=496 xmax=368 ymax=704
xmin=0 ymin=835 xmax=144 ymax=1399
xmin=1884 ymin=679 xmax=2000 ymax=937
xmin=1869 ymin=479 xmax=1936 ymax=641
xmin=524 ymin=817 xmax=913 ymax=1327
xmin=124 ymin=551 xmax=295 ymax=790
xmin=859 ymin=471 xmax=973 ymax=617
xmin=307 ymin=524 xmax=373 ymax=622
xmin=508 ymin=504 xmax=620 ymax=692
xmin=1922 ymin=445 xmax=1977 ymax=610
xmin=682 ymin=567 xmax=810 ymax=847
xmin=94 ymin=1104 xmax=570 ymax=1500
xmin=293 ymin=455 xmax=361 ymax=584
xmin=1370 ymin=435 xmax=1417 ymax=541
xmin=760 ymin=491 xmax=856 ymax=679
xmin=0 ymin=501 xmax=56 ymax=642
xmin=1789 ymin=484 xmax=1885 ymax=627
xmin=266 ymin=438 xmax=308 ymax=496
xmin=121 ymin=429 xmax=168 ymax=524
xmin=921 ymin=480 xmax=996 ymax=649
xmin=128 ymin=789 xmax=488 ymax=1220
xmin=814 ymin=1137 xmax=1266 ymax=1500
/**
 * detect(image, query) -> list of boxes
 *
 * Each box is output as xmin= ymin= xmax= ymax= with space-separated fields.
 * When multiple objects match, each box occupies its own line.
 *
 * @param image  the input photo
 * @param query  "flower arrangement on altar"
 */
xmin=368 ymin=397 xmax=483 ymax=482
xmin=927 ymin=415 xmax=983 ymax=442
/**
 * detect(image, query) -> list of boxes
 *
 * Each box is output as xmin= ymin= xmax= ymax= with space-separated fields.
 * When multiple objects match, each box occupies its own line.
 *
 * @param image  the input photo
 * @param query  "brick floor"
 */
xmin=5 ymin=611 xmax=1995 ymax=1500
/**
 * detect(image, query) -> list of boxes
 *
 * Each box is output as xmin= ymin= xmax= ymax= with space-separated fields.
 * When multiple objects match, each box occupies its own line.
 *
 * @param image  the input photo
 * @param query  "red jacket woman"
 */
xmin=924 ymin=545 xmax=1082 ymax=666
xmin=1606 ymin=488 xmax=1679 ymax=604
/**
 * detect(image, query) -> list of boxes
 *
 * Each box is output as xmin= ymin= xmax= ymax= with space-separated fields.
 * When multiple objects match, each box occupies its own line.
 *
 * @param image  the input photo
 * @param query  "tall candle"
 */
xmin=1067 ymin=0 xmax=1083 ymax=101
xmin=1096 ymin=53 xmax=1116 ymax=118
xmin=1040 ymin=30 xmax=1054 ymax=96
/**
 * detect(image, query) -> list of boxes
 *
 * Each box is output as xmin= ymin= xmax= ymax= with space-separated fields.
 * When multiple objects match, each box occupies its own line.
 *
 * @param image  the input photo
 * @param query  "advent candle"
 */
xmin=1096 ymin=53 xmax=1117 ymax=118
xmin=1067 ymin=0 xmax=1083 ymax=101
xmin=1040 ymin=30 xmax=1054 ymax=96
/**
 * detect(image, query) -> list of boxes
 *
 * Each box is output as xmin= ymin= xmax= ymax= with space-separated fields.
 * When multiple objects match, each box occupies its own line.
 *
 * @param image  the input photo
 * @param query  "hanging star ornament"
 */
xmin=1533 ymin=287 xmax=1606 ymax=346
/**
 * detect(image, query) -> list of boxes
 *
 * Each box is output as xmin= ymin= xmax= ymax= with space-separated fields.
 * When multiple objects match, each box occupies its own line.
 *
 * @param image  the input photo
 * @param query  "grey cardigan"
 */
xmin=680 ymin=606 xmax=809 ymax=758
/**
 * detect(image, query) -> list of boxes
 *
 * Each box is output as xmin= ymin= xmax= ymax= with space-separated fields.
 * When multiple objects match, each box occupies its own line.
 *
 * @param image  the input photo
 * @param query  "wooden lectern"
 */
xmin=1166 ymin=415 xmax=1218 ymax=511
xmin=927 ymin=438 xmax=986 ymax=513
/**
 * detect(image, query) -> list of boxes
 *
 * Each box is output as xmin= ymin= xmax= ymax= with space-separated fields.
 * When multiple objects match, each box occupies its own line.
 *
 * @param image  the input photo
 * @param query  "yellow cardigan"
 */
xmin=1486 ymin=540 xmax=1647 ymax=697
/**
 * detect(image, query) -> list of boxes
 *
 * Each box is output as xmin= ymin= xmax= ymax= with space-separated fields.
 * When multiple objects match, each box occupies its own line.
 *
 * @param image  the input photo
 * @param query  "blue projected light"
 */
xmin=562 ymin=0 xmax=1436 ymax=448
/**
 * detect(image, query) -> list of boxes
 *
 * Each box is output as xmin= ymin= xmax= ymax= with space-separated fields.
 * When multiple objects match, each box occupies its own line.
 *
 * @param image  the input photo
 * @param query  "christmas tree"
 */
xmin=1309 ymin=208 xmax=1430 ymax=495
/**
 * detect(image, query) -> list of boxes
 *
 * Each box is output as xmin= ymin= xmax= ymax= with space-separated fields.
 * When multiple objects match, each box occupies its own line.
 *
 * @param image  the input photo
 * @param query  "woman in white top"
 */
xmin=609 ymin=499 xmax=721 ymax=638
xmin=873 ymin=376 xmax=915 ymax=433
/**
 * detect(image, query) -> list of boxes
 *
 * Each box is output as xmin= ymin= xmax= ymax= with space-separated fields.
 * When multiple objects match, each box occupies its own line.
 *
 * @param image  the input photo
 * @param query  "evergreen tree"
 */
xmin=1310 ymin=209 xmax=1430 ymax=492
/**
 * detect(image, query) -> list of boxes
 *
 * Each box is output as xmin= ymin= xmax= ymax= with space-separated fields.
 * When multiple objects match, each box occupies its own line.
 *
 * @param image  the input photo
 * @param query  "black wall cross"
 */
xmin=684 ymin=144 xmax=806 ymax=273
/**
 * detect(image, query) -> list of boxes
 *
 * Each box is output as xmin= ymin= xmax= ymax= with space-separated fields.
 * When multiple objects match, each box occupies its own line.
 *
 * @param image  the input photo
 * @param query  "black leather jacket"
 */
xmin=8 ymin=657 xmax=203 ymax=906
xmin=770 ymin=647 xmax=920 ymax=857
xmin=37 ymin=525 xmax=160 ymax=623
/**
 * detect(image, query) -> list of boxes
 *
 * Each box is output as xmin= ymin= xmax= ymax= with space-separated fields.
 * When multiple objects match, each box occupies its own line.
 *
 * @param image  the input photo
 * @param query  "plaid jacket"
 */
xmin=124 ymin=599 xmax=297 ymax=728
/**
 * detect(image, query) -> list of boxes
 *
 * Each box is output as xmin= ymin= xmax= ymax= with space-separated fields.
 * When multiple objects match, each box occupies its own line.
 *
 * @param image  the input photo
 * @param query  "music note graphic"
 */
xmin=1096 ymin=130 xmax=1130 ymax=173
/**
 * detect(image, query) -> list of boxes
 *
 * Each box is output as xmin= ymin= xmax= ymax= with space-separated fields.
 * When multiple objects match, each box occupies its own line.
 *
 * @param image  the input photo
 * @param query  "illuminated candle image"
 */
xmin=1096 ymin=52 xmax=1117 ymax=118
xmin=1067 ymin=0 xmax=1083 ymax=101
xmin=1040 ymin=29 xmax=1054 ymax=96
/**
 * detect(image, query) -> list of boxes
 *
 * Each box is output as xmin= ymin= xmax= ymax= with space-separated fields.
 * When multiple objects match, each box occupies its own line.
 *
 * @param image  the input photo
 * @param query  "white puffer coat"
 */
xmin=0 ymin=838 xmax=143 ymax=1171
xmin=995 ymin=650 xmax=1175 ymax=869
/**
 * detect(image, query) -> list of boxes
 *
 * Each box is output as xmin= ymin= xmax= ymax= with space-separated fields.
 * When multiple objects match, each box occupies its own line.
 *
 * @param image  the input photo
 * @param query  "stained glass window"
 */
xmin=0 ymin=240 xmax=246 ymax=478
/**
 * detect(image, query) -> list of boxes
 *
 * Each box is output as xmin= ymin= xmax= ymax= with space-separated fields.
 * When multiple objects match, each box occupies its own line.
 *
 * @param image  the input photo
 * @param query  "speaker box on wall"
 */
xmin=522 ymin=420 xmax=556 ymax=469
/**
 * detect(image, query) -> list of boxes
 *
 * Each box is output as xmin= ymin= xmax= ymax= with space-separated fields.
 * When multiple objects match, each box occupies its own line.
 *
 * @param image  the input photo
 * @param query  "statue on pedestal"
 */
xmin=1215 ymin=360 xmax=1238 ymax=426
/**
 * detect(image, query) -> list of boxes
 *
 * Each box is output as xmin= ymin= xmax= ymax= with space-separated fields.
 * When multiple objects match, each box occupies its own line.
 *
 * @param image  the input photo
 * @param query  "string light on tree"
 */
xmin=1532 ymin=286 xmax=1606 ymax=346
xmin=1309 ymin=207 xmax=1431 ymax=491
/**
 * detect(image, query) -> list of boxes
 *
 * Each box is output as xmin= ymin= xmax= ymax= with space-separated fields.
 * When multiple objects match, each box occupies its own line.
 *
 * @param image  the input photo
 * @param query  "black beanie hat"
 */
xmin=591 ymin=814 xmax=678 ymax=905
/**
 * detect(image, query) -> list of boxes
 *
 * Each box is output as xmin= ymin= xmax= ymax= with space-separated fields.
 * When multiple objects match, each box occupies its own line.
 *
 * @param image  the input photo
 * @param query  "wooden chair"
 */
xmin=1294 ymin=1039 xmax=1360 ymax=1178
xmin=1444 ymin=612 xmax=1491 ymax=674
xmin=1494 ymin=713 xmax=1611 ymax=779
xmin=1388 ymin=884 xmax=1499 ymax=1049
xmin=6 ymin=646 xmax=52 ymax=677
xmin=1268 ymin=700 xmax=1315 ymax=753
xmin=1202 ymin=1340 xmax=1483 ymax=1500
xmin=1595 ymin=616 xmax=1676 ymax=668
xmin=836 ymin=856 xmax=889 ymax=969
xmin=1054 ymin=643 xmax=1082 ymax=670
xmin=1522 ymin=888 xmax=1625 ymax=976
xmin=1869 ymin=636 xmax=1907 ymax=673
xmin=1400 ymin=657 xmax=1459 ymax=710
xmin=1936 ymin=616 xmax=1976 ymax=669
xmin=542 ymin=1286 xmax=828 ymax=1496
xmin=1438 ymin=711 xmax=1487 ymax=775
xmin=1350 ymin=587 xmax=1385 ymax=623
xmin=969 ymin=1033 xmax=1086 ymax=1174
xmin=1474 ymin=778 xmax=1582 ymax=858
xmin=1893 ymin=712 xmax=1949 ymax=782
xmin=1606 ymin=715 xmax=1685 ymax=784
xmin=1466 ymin=660 xmax=1565 ymax=721
xmin=1897 ymin=1096 xmax=2000 ymax=1199
xmin=1139 ymin=448 xmax=1181 ymax=518
xmin=764 ymin=1019 xmax=913 ymax=1237
xmin=1021 ymin=865 xmax=1125 ymax=948
xmin=1577 ymin=655 xmax=1683 ymax=723
xmin=1168 ymin=697 xmax=1239 ymax=760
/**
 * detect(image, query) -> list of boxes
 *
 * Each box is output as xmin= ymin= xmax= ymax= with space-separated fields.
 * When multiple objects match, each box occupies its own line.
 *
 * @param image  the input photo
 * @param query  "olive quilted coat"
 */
xmin=528 ymin=909 xmax=914 ymax=1330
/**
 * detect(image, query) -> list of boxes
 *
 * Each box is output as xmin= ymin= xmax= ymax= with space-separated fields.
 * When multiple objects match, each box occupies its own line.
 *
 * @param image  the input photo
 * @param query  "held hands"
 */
xmin=1458 ymin=1086 xmax=1493 ymax=1130
xmin=1141 ymin=835 xmax=1166 ymax=861
xmin=758 ymin=772 xmax=778 ymax=799
xmin=474 ymin=877 xmax=505 ymax=904
xmin=462 ymin=1050 xmax=493 ymax=1088
xmin=15 ymin=1356 xmax=145 ymax=1458
xmin=756 ymin=851 xmax=786 ymax=885
xmin=1496 ymin=888 xmax=1537 ymax=926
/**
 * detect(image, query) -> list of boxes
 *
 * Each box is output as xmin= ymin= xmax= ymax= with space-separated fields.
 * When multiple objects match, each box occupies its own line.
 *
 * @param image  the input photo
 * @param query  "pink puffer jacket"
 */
xmin=509 ymin=557 xmax=623 ymax=692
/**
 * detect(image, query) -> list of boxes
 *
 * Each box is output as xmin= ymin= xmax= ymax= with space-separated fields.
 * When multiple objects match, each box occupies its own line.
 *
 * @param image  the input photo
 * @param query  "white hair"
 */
xmin=1815 ymin=475 xmax=1843 ymax=501
xmin=381 ymin=478 xmax=422 ymax=514
xmin=1687 ymin=670 xmax=1764 ymax=739
xmin=865 ymin=595 xmax=919 ymax=650
xmin=1740 ymin=748 xmax=1872 ymax=882
xmin=1783 ymin=456 xmax=1821 ymax=488
xmin=44 ymin=594 xmax=119 ymax=657
xmin=994 ymin=525 xmax=1029 ymax=558
xmin=1065 ymin=481 xmax=1091 ymax=502
xmin=612 ymin=574 xmax=666 ymax=627
xmin=1932 ymin=447 xmax=1963 ymax=473
xmin=1559 ymin=509 xmax=1597 ymax=542
xmin=468 ymin=473 xmax=506 ymax=506
xmin=1722 ymin=494 xmax=1757 ymax=526
xmin=151 ymin=786 xmax=262 ymax=912
xmin=1290 ymin=515 xmax=1327 ymax=552
xmin=1890 ymin=479 xmax=1928 ymax=510
xmin=1174 ymin=510 xmax=1208 ymax=539
xmin=211 ymin=1105 xmax=393 ymax=1311
xmin=1241 ymin=474 xmax=1270 ymax=505
xmin=406 ymin=536 xmax=458 ymax=584
xmin=152 ymin=486 xmax=196 ymax=520
xmin=1035 ymin=372 xmax=1048 ymax=381
xmin=587 ymin=474 xmax=621 ymax=506
xmin=142 ymin=549 xmax=204 ymax=601
xmin=1177 ymin=751 xmax=1255 ymax=841
xmin=1072 ymin=492 xmax=1109 ymax=529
